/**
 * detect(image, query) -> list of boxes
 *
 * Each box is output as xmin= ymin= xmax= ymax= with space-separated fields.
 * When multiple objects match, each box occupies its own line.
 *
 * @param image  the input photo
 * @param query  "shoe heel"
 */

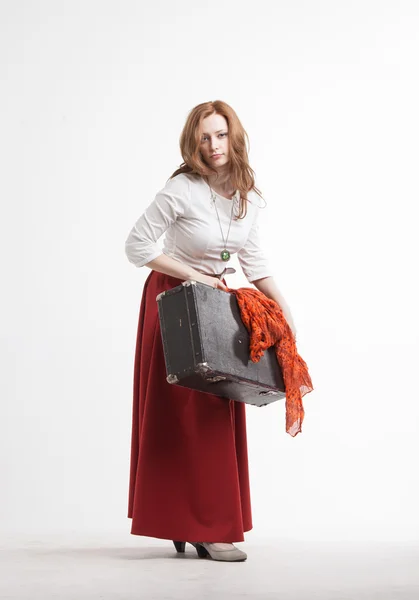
xmin=173 ymin=541 xmax=186 ymax=553
xmin=195 ymin=543 xmax=209 ymax=559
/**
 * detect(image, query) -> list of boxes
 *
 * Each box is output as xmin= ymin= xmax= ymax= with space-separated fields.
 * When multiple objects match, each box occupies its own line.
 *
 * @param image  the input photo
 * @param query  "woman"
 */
xmin=124 ymin=100 xmax=297 ymax=562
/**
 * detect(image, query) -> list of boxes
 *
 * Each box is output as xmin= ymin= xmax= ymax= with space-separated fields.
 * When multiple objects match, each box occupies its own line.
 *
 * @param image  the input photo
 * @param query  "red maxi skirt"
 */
xmin=127 ymin=270 xmax=253 ymax=543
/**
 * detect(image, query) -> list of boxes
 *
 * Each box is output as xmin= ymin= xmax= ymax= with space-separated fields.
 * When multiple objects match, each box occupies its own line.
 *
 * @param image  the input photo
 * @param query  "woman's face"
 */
xmin=199 ymin=113 xmax=229 ymax=169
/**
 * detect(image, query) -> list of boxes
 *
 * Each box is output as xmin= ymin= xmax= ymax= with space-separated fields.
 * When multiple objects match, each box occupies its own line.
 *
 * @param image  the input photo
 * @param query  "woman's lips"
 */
xmin=211 ymin=154 xmax=222 ymax=159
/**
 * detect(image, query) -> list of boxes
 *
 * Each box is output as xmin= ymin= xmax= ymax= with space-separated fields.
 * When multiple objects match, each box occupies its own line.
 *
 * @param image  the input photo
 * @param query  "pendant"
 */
xmin=221 ymin=250 xmax=230 ymax=262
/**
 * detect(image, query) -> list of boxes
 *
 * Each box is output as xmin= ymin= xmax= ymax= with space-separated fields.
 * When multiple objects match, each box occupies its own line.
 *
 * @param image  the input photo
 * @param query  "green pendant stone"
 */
xmin=221 ymin=250 xmax=230 ymax=261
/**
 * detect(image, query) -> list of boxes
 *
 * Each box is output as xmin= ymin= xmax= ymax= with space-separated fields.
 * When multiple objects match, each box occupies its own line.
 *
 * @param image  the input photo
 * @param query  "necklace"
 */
xmin=208 ymin=184 xmax=237 ymax=262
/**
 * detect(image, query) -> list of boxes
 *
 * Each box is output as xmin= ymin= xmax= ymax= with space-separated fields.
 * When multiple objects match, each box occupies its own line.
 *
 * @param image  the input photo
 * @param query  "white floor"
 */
xmin=1 ymin=533 xmax=418 ymax=600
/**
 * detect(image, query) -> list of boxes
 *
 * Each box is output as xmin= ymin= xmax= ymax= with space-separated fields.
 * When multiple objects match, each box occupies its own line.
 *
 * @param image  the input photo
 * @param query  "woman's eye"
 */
xmin=201 ymin=133 xmax=227 ymax=142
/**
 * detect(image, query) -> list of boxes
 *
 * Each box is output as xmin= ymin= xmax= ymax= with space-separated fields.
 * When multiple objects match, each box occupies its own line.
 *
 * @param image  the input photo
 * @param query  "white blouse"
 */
xmin=124 ymin=172 xmax=273 ymax=283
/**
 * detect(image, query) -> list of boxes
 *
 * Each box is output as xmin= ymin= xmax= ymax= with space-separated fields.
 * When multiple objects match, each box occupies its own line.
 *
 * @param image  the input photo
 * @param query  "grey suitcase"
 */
xmin=156 ymin=280 xmax=285 ymax=407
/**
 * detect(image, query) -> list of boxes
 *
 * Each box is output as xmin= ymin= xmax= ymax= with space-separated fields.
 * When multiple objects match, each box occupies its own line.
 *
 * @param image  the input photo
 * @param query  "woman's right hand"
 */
xmin=189 ymin=274 xmax=229 ymax=292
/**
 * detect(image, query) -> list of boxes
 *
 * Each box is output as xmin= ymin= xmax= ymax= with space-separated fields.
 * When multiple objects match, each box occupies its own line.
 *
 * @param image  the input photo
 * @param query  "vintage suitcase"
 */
xmin=156 ymin=280 xmax=286 ymax=407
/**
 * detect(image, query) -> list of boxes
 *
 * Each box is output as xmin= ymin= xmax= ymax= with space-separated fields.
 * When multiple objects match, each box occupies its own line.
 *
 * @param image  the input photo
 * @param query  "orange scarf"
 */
xmin=226 ymin=286 xmax=314 ymax=437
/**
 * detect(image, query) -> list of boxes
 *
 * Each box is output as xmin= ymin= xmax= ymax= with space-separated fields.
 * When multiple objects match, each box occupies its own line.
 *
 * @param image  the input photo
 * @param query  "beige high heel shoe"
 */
xmin=173 ymin=540 xmax=247 ymax=561
xmin=197 ymin=542 xmax=247 ymax=561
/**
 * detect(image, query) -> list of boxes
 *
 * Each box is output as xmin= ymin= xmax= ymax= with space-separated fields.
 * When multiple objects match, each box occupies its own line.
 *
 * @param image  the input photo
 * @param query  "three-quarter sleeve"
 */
xmin=125 ymin=174 xmax=191 ymax=268
xmin=237 ymin=209 xmax=273 ymax=283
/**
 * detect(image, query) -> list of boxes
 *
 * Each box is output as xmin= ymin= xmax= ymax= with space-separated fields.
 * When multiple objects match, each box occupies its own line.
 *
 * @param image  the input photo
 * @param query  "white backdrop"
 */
xmin=1 ymin=0 xmax=418 ymax=543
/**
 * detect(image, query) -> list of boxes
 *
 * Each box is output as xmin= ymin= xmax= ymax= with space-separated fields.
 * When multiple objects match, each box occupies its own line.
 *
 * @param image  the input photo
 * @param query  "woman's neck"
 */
xmin=204 ymin=171 xmax=235 ymax=197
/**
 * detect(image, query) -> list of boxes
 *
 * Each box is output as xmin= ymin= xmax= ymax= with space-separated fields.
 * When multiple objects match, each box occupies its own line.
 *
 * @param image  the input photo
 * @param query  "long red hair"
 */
xmin=168 ymin=100 xmax=265 ymax=219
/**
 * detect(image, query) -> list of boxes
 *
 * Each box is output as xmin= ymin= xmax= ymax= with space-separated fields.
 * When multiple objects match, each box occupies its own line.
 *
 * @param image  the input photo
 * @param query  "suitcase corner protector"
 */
xmin=258 ymin=390 xmax=280 ymax=397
